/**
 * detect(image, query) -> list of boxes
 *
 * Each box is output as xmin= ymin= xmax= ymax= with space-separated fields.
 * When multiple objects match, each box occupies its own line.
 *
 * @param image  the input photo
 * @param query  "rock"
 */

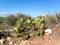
xmin=9 ymin=41 xmax=13 ymax=45
xmin=0 ymin=38 xmax=5 ymax=45
xmin=45 ymin=29 xmax=52 ymax=33
xmin=45 ymin=29 xmax=53 ymax=36
xmin=7 ymin=37 xmax=12 ymax=41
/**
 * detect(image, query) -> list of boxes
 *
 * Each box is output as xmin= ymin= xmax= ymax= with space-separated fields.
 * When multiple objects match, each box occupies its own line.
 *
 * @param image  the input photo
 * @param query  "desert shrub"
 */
xmin=22 ymin=34 xmax=29 ymax=40
xmin=16 ymin=15 xmax=46 ymax=40
xmin=44 ymin=14 xmax=57 ymax=28
xmin=13 ymin=33 xmax=19 ymax=38
xmin=55 ymin=13 xmax=60 ymax=20
xmin=35 ymin=31 xmax=41 ymax=36
xmin=1 ymin=13 xmax=60 ymax=40
xmin=5 ymin=15 xmax=17 ymax=26
xmin=16 ymin=17 xmax=31 ymax=40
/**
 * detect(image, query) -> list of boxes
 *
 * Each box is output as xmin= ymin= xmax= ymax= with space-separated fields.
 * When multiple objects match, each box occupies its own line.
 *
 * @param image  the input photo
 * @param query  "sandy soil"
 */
xmin=23 ymin=34 xmax=60 ymax=45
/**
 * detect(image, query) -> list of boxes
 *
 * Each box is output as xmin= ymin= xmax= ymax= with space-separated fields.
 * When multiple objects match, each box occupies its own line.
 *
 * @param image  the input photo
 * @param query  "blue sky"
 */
xmin=0 ymin=0 xmax=60 ymax=17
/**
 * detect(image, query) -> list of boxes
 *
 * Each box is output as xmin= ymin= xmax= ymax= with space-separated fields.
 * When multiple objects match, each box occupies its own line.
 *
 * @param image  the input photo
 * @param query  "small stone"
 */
xmin=7 ymin=37 xmax=11 ymax=41
xmin=0 ymin=39 xmax=5 ymax=45
xmin=9 ymin=41 xmax=13 ymax=45
xmin=44 ymin=29 xmax=53 ymax=36
xmin=45 ymin=29 xmax=52 ymax=34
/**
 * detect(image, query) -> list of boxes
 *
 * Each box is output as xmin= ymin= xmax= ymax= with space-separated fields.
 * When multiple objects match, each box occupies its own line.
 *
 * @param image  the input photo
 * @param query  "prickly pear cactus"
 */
xmin=26 ymin=19 xmax=31 ymax=24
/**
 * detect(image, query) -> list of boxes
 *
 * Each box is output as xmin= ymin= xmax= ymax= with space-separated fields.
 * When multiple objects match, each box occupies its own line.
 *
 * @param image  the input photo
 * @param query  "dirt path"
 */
xmin=43 ymin=38 xmax=60 ymax=45
xmin=23 ymin=36 xmax=60 ymax=45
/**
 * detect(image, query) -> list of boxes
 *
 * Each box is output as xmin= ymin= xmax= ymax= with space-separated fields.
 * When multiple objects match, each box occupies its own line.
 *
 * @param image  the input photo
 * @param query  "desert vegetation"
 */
xmin=0 ymin=13 xmax=60 ymax=45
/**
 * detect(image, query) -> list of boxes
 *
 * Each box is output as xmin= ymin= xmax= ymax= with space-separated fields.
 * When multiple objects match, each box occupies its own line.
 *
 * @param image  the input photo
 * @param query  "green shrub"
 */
xmin=22 ymin=34 xmax=29 ymax=40
xmin=16 ymin=16 xmax=46 ymax=40
xmin=35 ymin=31 xmax=41 ymax=36
xmin=13 ymin=33 xmax=19 ymax=38
xmin=26 ymin=19 xmax=31 ymax=24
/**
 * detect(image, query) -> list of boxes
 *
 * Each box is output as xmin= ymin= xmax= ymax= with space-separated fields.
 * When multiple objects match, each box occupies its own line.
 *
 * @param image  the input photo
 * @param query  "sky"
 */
xmin=0 ymin=0 xmax=60 ymax=17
